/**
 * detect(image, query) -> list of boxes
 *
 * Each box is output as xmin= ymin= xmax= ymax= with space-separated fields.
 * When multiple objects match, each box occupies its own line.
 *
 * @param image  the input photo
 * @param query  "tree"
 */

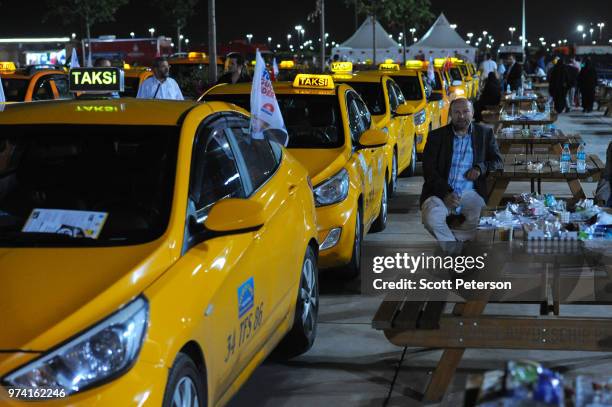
xmin=153 ymin=0 xmax=199 ymax=54
xmin=45 ymin=0 xmax=129 ymax=44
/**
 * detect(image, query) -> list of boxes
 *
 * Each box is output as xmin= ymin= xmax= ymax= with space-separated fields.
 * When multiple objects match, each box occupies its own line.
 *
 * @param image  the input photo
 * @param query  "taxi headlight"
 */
xmin=2 ymin=297 xmax=148 ymax=395
xmin=454 ymin=89 xmax=465 ymax=96
xmin=314 ymin=169 xmax=349 ymax=206
xmin=413 ymin=109 xmax=426 ymax=126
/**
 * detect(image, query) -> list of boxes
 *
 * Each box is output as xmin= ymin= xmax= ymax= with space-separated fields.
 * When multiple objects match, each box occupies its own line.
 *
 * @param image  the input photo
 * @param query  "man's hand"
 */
xmin=465 ymin=166 xmax=481 ymax=181
xmin=443 ymin=192 xmax=461 ymax=209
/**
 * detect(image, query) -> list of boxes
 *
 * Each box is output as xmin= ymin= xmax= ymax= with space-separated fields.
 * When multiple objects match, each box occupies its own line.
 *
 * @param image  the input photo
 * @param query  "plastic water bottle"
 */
xmin=577 ymin=143 xmax=586 ymax=173
xmin=506 ymin=84 xmax=511 ymax=93
xmin=560 ymin=143 xmax=571 ymax=174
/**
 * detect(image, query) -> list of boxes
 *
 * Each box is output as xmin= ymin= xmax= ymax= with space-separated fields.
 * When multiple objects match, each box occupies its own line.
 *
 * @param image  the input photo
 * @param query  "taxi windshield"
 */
xmin=343 ymin=82 xmax=386 ymax=115
xmin=390 ymin=76 xmax=423 ymax=100
xmin=450 ymin=68 xmax=463 ymax=81
xmin=459 ymin=65 xmax=469 ymax=76
xmin=0 ymin=125 xmax=179 ymax=247
xmin=202 ymin=94 xmax=344 ymax=149
xmin=1 ymin=78 xmax=28 ymax=102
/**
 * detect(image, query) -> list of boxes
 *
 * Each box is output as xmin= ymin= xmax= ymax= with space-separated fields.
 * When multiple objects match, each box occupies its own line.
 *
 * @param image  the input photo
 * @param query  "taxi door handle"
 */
xmin=288 ymin=184 xmax=298 ymax=195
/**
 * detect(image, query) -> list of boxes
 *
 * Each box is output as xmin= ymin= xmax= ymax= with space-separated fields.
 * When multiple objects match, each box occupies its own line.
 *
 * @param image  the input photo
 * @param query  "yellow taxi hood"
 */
xmin=371 ymin=114 xmax=389 ymax=128
xmin=404 ymin=100 xmax=427 ymax=111
xmin=288 ymin=147 xmax=348 ymax=186
xmin=0 ymin=240 xmax=172 ymax=351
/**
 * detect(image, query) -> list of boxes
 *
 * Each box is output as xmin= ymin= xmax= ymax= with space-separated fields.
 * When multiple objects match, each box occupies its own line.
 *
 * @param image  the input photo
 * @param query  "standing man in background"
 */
xmin=137 ymin=57 xmax=184 ymax=100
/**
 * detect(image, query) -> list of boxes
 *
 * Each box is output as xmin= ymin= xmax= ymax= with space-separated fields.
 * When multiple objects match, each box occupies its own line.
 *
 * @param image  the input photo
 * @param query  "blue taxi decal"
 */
xmin=237 ymin=277 xmax=255 ymax=318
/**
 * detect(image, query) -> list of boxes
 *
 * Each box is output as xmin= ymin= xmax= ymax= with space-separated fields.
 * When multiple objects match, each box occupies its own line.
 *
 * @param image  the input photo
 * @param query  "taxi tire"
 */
xmin=162 ymin=353 xmax=206 ymax=407
xmin=403 ymin=142 xmax=417 ymax=177
xmin=389 ymin=152 xmax=398 ymax=196
xmin=370 ymin=180 xmax=387 ymax=233
xmin=273 ymin=246 xmax=319 ymax=359
xmin=343 ymin=205 xmax=363 ymax=278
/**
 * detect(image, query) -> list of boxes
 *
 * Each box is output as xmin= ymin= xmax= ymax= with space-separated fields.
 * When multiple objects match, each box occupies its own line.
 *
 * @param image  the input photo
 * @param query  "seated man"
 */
xmin=420 ymin=98 xmax=503 ymax=241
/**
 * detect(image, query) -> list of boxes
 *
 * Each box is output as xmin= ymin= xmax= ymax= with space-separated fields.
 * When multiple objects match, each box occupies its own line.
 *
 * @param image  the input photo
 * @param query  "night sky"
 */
xmin=0 ymin=0 xmax=610 ymax=48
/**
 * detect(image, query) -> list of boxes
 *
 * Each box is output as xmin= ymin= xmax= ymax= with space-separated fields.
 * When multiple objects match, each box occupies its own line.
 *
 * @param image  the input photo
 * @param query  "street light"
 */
xmin=577 ymin=24 xmax=584 ymax=32
xmin=597 ymin=22 xmax=605 ymax=40
xmin=467 ymin=32 xmax=473 ymax=40
xmin=589 ymin=27 xmax=594 ymax=40
xmin=582 ymin=33 xmax=587 ymax=43
xmin=71 ymin=32 xmax=76 ymax=40
xmin=482 ymin=30 xmax=488 ymax=37
xmin=148 ymin=28 xmax=155 ymax=37
xmin=246 ymin=33 xmax=253 ymax=44
xmin=508 ymin=26 xmax=516 ymax=41
xmin=450 ymin=24 xmax=457 ymax=30
xmin=130 ymin=32 xmax=135 ymax=38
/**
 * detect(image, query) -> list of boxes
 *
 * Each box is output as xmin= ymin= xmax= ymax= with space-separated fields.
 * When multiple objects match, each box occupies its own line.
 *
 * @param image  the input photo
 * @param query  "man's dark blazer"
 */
xmin=505 ymin=62 xmax=523 ymax=90
xmin=420 ymin=123 xmax=503 ymax=206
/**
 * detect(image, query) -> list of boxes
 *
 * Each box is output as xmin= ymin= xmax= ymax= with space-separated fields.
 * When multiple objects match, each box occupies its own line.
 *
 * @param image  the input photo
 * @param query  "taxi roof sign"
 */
xmin=384 ymin=58 xmax=395 ymax=64
xmin=188 ymin=52 xmax=206 ymax=59
xmin=0 ymin=61 xmax=16 ymax=72
xmin=293 ymin=74 xmax=335 ymax=90
xmin=69 ymin=67 xmax=124 ymax=93
xmin=405 ymin=60 xmax=425 ymax=69
xmin=330 ymin=61 xmax=353 ymax=74
xmin=279 ymin=60 xmax=295 ymax=69
xmin=379 ymin=63 xmax=400 ymax=71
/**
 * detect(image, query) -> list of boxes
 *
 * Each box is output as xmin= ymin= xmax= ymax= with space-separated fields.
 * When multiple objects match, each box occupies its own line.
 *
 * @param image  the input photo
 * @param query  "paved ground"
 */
xmin=229 ymin=108 xmax=612 ymax=407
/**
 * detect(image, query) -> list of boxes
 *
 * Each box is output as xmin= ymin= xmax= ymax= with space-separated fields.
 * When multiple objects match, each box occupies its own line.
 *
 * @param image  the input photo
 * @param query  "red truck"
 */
xmin=80 ymin=36 xmax=174 ymax=67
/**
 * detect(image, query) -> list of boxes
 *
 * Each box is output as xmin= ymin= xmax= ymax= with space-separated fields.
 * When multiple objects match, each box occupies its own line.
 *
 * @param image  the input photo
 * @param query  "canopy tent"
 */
xmin=331 ymin=17 xmax=402 ymax=63
xmin=407 ymin=13 xmax=476 ymax=62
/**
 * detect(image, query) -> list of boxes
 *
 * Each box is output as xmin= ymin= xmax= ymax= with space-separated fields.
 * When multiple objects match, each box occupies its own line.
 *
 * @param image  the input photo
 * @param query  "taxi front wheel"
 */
xmin=273 ymin=246 xmax=319 ymax=359
xmin=163 ymin=353 xmax=206 ymax=407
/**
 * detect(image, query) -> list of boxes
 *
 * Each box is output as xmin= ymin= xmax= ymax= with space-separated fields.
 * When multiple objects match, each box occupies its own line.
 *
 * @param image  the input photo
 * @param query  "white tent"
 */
xmin=331 ymin=17 xmax=402 ymax=63
xmin=407 ymin=13 xmax=476 ymax=62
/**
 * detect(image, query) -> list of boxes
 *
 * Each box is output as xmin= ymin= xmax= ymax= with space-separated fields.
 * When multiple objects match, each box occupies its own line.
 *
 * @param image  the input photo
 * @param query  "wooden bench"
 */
xmin=372 ymin=242 xmax=612 ymax=402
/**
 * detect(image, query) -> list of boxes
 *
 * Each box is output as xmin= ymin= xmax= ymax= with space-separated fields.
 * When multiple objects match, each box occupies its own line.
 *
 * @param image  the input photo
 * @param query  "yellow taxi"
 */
xmin=450 ymin=58 xmax=476 ymax=99
xmin=275 ymin=60 xmax=300 ymax=82
xmin=201 ymin=74 xmax=389 ymax=275
xmin=438 ymin=58 xmax=469 ymax=100
xmin=0 ymin=68 xmax=320 ymax=406
xmin=351 ymin=63 xmax=429 ymax=160
xmin=466 ymin=62 xmax=480 ymax=96
xmin=331 ymin=63 xmax=418 ymax=189
xmin=0 ymin=62 xmax=70 ymax=103
xmin=168 ymin=52 xmax=225 ymax=98
xmin=121 ymin=66 xmax=153 ymax=97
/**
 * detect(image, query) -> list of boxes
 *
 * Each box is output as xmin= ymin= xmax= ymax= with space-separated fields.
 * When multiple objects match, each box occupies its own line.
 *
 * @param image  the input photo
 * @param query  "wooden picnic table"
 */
xmin=495 ymin=128 xmax=583 ymax=155
xmin=371 ymin=241 xmax=612 ymax=402
xmin=486 ymin=153 xmax=604 ymax=207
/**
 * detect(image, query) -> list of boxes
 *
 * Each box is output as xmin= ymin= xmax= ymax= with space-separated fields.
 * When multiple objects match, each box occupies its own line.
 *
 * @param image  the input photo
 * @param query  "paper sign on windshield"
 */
xmin=22 ymin=209 xmax=108 ymax=239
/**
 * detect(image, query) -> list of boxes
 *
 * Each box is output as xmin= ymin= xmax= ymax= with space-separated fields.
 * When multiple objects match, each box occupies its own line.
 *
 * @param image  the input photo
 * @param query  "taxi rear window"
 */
xmin=342 ymin=82 xmax=386 ymax=115
xmin=1 ymin=78 xmax=28 ymax=102
xmin=390 ymin=76 xmax=423 ymax=100
xmin=0 ymin=125 xmax=179 ymax=247
xmin=203 ymin=94 xmax=345 ymax=149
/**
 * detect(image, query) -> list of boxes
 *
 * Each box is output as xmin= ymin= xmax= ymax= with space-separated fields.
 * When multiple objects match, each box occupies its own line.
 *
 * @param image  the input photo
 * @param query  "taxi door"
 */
xmin=224 ymin=120 xmax=304 ymax=331
xmin=183 ymin=116 xmax=271 ymax=401
xmin=386 ymin=80 xmax=411 ymax=171
xmin=345 ymin=91 xmax=384 ymax=229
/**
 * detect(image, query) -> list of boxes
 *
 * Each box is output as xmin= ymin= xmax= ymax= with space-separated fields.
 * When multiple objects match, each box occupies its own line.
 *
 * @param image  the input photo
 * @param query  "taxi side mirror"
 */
xmin=452 ymin=80 xmax=463 ymax=87
xmin=358 ymin=129 xmax=388 ymax=149
xmin=393 ymin=104 xmax=415 ymax=117
xmin=204 ymin=199 xmax=265 ymax=234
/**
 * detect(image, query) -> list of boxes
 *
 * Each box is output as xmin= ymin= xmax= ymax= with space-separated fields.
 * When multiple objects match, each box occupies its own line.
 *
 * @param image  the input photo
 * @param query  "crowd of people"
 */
xmin=472 ymin=52 xmax=600 ymax=121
